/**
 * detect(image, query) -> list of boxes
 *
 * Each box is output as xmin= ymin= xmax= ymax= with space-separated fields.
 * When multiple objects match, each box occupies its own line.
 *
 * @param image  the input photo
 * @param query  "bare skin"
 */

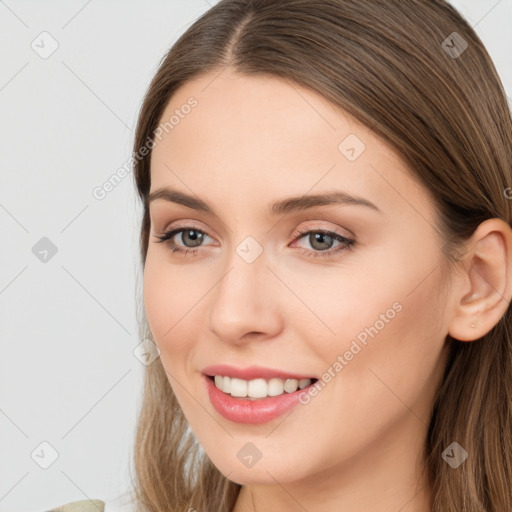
xmin=143 ymin=67 xmax=512 ymax=511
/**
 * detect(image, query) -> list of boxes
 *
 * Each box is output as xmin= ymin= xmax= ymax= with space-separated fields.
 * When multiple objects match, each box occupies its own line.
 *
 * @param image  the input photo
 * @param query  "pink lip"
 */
xmin=203 ymin=374 xmax=317 ymax=424
xmin=201 ymin=364 xmax=316 ymax=381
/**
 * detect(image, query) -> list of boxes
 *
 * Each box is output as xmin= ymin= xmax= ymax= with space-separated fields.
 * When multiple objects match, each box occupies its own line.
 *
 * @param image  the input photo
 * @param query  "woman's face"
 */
xmin=144 ymin=68 xmax=452 ymax=489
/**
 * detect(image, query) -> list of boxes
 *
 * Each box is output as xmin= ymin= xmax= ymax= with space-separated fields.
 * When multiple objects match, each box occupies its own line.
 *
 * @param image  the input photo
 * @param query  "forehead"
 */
xmin=149 ymin=69 xmax=434 ymax=223
xmin=152 ymin=68 xmax=376 ymax=166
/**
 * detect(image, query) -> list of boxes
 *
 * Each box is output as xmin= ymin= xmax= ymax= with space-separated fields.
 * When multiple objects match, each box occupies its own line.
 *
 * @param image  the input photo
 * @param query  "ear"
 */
xmin=448 ymin=217 xmax=512 ymax=342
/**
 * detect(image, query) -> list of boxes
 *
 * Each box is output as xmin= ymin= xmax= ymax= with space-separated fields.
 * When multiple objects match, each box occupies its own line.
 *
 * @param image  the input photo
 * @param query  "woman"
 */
xmin=47 ymin=0 xmax=512 ymax=510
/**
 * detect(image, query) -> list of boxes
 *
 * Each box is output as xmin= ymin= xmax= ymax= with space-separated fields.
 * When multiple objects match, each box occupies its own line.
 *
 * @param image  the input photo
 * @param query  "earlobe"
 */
xmin=448 ymin=218 xmax=512 ymax=342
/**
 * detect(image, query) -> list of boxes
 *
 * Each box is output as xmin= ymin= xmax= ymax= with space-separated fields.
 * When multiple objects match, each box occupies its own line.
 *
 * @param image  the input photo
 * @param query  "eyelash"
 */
xmin=153 ymin=224 xmax=356 ymax=259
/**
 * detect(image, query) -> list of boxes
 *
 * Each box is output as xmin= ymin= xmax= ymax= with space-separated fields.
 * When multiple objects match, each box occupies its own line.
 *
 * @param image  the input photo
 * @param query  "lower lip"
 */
xmin=203 ymin=374 xmax=316 ymax=424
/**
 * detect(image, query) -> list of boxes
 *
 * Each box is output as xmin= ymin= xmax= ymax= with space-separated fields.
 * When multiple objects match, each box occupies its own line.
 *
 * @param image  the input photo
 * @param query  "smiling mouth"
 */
xmin=206 ymin=374 xmax=319 ymax=400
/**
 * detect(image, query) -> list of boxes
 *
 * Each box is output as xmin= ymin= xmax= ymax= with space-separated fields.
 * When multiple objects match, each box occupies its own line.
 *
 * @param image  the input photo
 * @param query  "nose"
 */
xmin=208 ymin=249 xmax=283 ymax=345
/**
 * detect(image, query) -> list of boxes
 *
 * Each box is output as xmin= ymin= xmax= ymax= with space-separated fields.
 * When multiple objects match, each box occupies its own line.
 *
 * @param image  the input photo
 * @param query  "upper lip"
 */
xmin=202 ymin=364 xmax=317 ymax=381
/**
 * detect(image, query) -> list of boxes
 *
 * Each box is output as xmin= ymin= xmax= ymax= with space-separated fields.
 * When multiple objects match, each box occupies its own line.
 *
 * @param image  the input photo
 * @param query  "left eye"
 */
xmin=153 ymin=225 xmax=356 ymax=258
xmin=292 ymin=228 xmax=355 ymax=256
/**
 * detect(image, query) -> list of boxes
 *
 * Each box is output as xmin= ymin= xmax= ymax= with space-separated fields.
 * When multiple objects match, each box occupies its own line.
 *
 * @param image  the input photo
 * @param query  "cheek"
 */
xmin=143 ymin=255 xmax=169 ymax=340
xmin=305 ymin=241 xmax=448 ymax=400
xmin=290 ymin=272 xmax=448 ymax=473
xmin=324 ymin=261 xmax=447 ymax=424
xmin=143 ymin=251 xmax=220 ymax=390
xmin=143 ymin=253 xmax=198 ymax=352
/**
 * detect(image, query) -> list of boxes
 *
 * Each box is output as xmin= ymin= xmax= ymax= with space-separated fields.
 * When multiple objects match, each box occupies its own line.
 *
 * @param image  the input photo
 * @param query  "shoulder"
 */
xmin=44 ymin=491 xmax=137 ymax=512
xmin=43 ymin=499 xmax=105 ymax=512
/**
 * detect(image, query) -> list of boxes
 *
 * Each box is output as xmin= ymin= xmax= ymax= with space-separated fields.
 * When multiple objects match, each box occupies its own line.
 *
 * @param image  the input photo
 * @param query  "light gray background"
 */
xmin=1 ymin=1 xmax=510 ymax=511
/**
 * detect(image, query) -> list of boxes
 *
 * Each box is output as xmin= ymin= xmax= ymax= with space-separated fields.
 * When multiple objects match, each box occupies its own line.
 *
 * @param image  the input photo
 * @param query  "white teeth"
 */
xmin=284 ymin=378 xmax=298 ymax=393
xmin=212 ymin=375 xmax=314 ymax=399
xmin=298 ymin=378 xmax=311 ymax=389
xmin=230 ymin=378 xmax=247 ymax=397
xmin=248 ymin=378 xmax=267 ymax=398
xmin=268 ymin=378 xmax=284 ymax=396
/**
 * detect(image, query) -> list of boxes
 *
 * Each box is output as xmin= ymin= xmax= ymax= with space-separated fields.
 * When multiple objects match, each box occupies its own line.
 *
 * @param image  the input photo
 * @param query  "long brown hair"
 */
xmin=129 ymin=1 xmax=512 ymax=510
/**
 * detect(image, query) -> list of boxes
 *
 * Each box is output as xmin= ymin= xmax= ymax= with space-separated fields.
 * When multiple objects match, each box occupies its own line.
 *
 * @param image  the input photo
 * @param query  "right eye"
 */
xmin=154 ymin=225 xmax=214 ymax=256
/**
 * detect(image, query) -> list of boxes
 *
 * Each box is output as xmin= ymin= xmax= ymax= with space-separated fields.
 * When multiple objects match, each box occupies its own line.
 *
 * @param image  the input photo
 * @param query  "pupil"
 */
xmin=312 ymin=233 xmax=332 ymax=250
xmin=184 ymin=229 xmax=203 ymax=247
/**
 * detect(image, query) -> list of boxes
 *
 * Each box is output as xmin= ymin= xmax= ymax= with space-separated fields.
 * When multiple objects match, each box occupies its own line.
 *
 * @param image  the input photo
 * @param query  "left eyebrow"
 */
xmin=270 ymin=190 xmax=381 ymax=215
xmin=148 ymin=187 xmax=382 ymax=216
